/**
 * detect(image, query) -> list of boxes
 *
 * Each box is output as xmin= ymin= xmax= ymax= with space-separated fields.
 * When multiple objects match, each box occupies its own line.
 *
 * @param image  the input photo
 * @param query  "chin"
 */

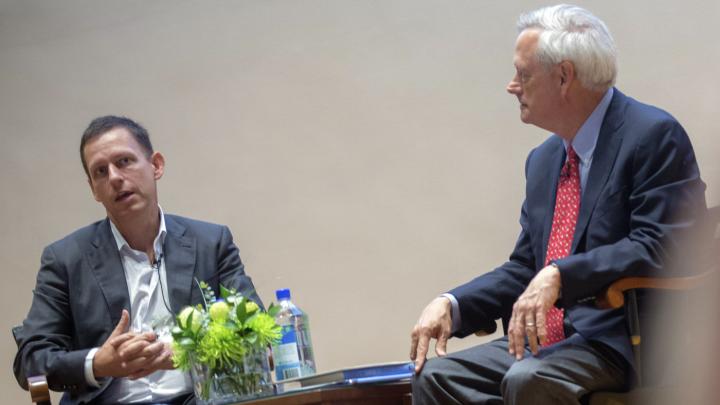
xmin=111 ymin=202 xmax=144 ymax=218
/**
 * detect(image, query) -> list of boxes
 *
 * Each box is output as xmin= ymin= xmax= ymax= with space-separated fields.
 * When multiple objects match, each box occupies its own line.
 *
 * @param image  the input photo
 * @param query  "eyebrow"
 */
xmin=88 ymin=151 xmax=134 ymax=169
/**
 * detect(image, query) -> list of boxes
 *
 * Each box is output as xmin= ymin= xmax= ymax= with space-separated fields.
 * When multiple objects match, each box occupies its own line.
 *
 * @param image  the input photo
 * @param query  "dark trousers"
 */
xmin=412 ymin=334 xmax=628 ymax=405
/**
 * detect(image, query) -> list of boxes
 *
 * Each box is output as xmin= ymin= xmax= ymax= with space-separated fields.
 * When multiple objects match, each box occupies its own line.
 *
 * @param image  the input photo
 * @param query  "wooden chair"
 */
xmin=470 ymin=206 xmax=719 ymax=404
xmin=588 ymin=204 xmax=720 ymax=404
xmin=13 ymin=325 xmax=52 ymax=405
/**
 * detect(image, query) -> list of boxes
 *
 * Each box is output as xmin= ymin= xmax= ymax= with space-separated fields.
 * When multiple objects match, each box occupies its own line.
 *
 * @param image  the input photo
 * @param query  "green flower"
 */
xmin=178 ymin=306 xmax=203 ymax=333
xmin=170 ymin=283 xmax=282 ymax=382
xmin=197 ymin=321 xmax=246 ymax=370
xmin=209 ymin=301 xmax=230 ymax=322
xmin=246 ymin=313 xmax=281 ymax=346
xmin=245 ymin=301 xmax=259 ymax=315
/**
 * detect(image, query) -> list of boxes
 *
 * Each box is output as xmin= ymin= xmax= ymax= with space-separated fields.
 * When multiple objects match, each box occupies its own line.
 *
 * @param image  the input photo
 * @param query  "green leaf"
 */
xmin=235 ymin=297 xmax=248 ymax=321
xmin=220 ymin=285 xmax=233 ymax=299
xmin=267 ymin=303 xmax=281 ymax=318
xmin=246 ymin=332 xmax=258 ymax=344
xmin=187 ymin=310 xmax=195 ymax=333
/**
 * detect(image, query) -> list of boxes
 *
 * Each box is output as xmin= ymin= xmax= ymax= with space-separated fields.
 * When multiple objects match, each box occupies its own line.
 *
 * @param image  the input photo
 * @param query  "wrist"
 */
xmin=436 ymin=295 xmax=451 ymax=311
xmin=92 ymin=356 xmax=101 ymax=379
xmin=548 ymin=262 xmax=562 ymax=297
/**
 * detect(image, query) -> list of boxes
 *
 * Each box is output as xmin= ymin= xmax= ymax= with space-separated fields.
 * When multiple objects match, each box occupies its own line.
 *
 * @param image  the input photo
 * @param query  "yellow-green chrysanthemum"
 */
xmin=246 ymin=313 xmax=281 ymax=346
xmin=197 ymin=322 xmax=246 ymax=370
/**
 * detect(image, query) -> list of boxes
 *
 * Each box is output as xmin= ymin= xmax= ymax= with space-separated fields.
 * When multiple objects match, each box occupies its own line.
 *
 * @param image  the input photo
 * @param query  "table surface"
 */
xmin=234 ymin=381 xmax=412 ymax=405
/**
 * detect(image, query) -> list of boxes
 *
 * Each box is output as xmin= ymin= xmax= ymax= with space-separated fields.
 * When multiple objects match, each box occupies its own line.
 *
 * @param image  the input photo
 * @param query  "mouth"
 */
xmin=115 ymin=191 xmax=134 ymax=202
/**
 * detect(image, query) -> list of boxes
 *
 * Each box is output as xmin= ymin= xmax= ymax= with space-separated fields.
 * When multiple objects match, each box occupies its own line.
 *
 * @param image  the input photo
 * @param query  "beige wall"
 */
xmin=1 ymin=0 xmax=718 ymax=402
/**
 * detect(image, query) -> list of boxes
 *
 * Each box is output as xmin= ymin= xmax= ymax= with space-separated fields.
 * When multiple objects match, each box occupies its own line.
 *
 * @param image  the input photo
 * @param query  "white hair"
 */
xmin=517 ymin=4 xmax=617 ymax=92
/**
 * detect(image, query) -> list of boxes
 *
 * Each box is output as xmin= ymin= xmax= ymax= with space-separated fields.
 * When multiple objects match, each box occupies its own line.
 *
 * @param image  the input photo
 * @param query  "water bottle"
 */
xmin=272 ymin=288 xmax=316 ymax=380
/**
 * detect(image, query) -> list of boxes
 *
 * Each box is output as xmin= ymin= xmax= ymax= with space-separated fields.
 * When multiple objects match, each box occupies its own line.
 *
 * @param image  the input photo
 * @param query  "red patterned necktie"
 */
xmin=543 ymin=145 xmax=581 ymax=346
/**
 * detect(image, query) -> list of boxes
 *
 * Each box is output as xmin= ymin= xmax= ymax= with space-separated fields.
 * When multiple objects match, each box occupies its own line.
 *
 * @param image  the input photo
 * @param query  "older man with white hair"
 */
xmin=410 ymin=4 xmax=706 ymax=404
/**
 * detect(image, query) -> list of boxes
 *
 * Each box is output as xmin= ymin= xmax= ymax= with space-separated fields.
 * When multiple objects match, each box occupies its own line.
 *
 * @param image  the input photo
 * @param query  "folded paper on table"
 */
xmin=275 ymin=361 xmax=414 ymax=393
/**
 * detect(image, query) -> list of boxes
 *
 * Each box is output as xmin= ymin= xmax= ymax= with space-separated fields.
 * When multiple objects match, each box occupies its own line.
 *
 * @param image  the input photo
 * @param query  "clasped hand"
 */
xmin=93 ymin=310 xmax=175 ymax=380
xmin=507 ymin=264 xmax=562 ymax=359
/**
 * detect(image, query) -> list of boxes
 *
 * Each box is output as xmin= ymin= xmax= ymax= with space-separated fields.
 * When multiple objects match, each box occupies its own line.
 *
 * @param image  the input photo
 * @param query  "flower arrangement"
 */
xmin=172 ymin=282 xmax=281 ymax=403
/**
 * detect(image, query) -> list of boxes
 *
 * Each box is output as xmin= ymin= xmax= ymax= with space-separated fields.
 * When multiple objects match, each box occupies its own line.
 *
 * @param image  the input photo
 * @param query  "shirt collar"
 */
xmin=109 ymin=206 xmax=167 ymax=258
xmin=563 ymin=87 xmax=614 ymax=164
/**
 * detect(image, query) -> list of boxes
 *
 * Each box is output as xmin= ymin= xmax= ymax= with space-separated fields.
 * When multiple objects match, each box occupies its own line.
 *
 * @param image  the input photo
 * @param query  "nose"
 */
xmin=506 ymin=73 xmax=521 ymax=95
xmin=108 ymin=164 xmax=123 ymax=186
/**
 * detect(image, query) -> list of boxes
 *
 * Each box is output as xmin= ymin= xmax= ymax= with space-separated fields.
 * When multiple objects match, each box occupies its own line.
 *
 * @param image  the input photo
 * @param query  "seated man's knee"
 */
xmin=500 ymin=359 xmax=545 ymax=397
xmin=412 ymin=356 xmax=457 ymax=402
xmin=413 ymin=357 xmax=445 ymax=389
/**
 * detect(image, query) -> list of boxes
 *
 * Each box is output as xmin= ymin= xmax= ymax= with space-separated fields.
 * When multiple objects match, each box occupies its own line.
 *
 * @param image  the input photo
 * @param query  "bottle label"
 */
xmin=274 ymin=342 xmax=301 ymax=365
xmin=280 ymin=327 xmax=298 ymax=345
xmin=274 ymin=342 xmax=301 ymax=380
xmin=274 ymin=325 xmax=302 ymax=380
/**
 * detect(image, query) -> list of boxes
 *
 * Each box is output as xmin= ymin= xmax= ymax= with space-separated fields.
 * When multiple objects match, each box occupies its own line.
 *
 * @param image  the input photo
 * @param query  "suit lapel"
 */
xmin=571 ymin=90 xmax=626 ymax=253
xmin=164 ymin=216 xmax=197 ymax=314
xmin=87 ymin=219 xmax=130 ymax=326
xmin=540 ymin=143 xmax=566 ymax=267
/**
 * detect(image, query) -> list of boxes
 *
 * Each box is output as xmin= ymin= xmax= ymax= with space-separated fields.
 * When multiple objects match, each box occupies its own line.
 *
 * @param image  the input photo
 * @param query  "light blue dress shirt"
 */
xmin=443 ymin=88 xmax=614 ymax=334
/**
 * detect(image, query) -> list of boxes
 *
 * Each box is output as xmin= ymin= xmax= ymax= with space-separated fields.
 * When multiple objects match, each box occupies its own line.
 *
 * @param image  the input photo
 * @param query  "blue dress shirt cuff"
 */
xmin=440 ymin=293 xmax=461 ymax=334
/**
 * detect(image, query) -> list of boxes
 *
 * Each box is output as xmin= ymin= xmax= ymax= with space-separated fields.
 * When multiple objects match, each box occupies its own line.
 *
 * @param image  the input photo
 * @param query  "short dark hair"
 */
xmin=80 ymin=115 xmax=154 ymax=177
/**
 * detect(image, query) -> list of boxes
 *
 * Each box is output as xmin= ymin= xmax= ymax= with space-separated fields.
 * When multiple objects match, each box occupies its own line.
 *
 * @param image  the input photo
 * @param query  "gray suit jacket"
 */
xmin=14 ymin=214 xmax=260 ymax=404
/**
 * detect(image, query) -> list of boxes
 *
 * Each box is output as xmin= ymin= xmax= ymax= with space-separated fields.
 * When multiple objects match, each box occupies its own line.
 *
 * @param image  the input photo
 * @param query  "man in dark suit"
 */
xmin=14 ymin=116 xmax=261 ymax=404
xmin=410 ymin=5 xmax=706 ymax=404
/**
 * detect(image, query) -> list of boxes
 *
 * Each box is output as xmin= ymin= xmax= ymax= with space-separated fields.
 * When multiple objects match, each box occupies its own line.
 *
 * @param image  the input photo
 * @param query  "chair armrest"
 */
xmin=27 ymin=376 xmax=51 ymax=404
xmin=596 ymin=270 xmax=716 ymax=309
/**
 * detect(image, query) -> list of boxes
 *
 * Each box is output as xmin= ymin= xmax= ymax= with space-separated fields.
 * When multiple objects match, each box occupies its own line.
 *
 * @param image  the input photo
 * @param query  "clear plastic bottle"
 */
xmin=272 ymin=288 xmax=316 ymax=380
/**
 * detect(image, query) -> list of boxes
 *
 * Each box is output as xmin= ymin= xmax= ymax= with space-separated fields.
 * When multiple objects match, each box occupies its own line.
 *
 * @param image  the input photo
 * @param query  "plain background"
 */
xmin=2 ymin=0 xmax=718 ymax=402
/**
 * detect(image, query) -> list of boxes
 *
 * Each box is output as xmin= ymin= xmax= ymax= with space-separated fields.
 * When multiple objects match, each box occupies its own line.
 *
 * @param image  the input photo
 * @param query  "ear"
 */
xmin=151 ymin=152 xmax=165 ymax=180
xmin=88 ymin=177 xmax=101 ymax=202
xmin=558 ymin=60 xmax=575 ymax=97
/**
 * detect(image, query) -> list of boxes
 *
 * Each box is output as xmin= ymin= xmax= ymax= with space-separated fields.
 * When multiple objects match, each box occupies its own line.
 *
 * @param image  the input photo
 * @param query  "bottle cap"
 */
xmin=276 ymin=288 xmax=291 ymax=300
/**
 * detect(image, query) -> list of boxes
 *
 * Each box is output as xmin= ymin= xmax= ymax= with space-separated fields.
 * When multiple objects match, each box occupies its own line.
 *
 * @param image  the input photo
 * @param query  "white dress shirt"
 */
xmin=85 ymin=208 xmax=192 ymax=403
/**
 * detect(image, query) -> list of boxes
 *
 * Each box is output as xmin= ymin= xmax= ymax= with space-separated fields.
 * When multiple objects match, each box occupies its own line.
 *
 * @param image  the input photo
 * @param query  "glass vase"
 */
xmin=190 ymin=347 xmax=274 ymax=405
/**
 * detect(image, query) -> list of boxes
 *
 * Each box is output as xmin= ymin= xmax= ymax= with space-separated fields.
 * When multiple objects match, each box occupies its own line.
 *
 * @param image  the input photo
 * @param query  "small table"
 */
xmin=236 ymin=381 xmax=412 ymax=405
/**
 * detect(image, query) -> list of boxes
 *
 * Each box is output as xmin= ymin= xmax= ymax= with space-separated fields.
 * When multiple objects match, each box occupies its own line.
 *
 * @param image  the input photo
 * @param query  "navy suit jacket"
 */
xmin=14 ymin=214 xmax=261 ymax=404
xmin=449 ymin=89 xmax=706 ymax=371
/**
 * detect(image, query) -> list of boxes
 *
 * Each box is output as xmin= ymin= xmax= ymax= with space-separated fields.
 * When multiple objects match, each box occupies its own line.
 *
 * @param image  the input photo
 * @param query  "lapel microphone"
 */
xmin=152 ymin=253 xmax=163 ymax=270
